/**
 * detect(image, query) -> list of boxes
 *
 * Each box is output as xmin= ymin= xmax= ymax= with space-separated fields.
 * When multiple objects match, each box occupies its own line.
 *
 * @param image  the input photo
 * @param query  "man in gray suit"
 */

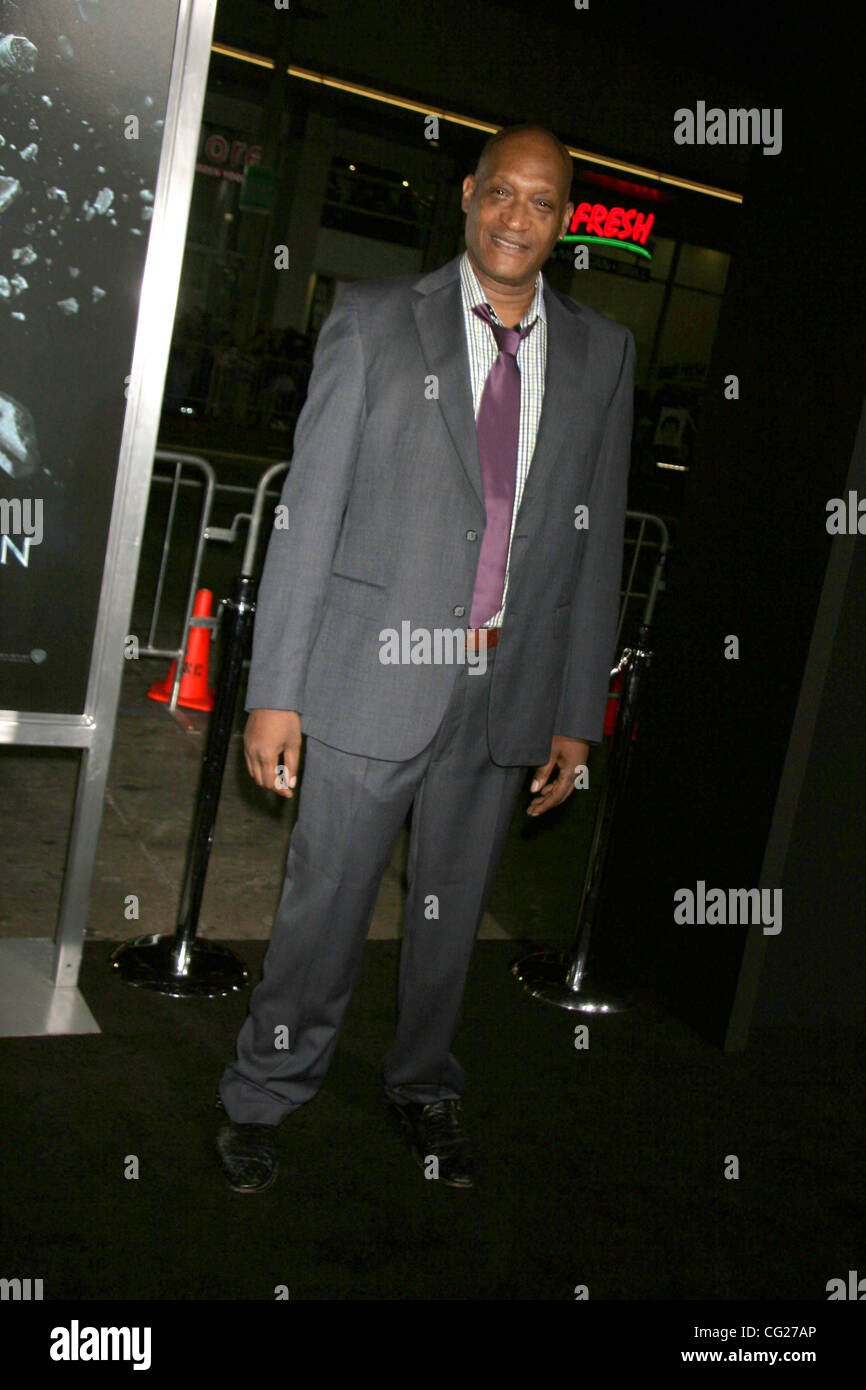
xmin=217 ymin=124 xmax=635 ymax=1192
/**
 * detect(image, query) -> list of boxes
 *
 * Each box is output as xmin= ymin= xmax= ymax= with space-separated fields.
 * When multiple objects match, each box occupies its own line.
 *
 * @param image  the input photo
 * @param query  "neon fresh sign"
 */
xmin=564 ymin=201 xmax=655 ymax=259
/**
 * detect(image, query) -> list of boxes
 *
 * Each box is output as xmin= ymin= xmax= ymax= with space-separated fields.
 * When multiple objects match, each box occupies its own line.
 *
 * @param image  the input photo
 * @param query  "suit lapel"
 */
xmin=411 ymin=260 xmax=484 ymax=507
xmin=513 ymin=279 xmax=591 ymax=528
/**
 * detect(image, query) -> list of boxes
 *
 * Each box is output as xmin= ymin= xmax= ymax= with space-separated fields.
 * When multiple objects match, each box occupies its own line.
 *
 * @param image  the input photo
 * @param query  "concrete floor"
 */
xmin=0 ymin=655 xmax=514 ymax=944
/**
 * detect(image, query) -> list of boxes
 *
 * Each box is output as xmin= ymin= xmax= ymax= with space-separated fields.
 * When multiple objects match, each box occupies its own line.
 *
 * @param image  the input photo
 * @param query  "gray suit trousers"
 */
xmin=219 ymin=641 xmax=527 ymax=1124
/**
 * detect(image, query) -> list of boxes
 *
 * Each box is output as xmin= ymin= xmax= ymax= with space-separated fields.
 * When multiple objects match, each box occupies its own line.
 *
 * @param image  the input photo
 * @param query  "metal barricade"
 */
xmin=139 ymin=452 xmax=291 ymax=712
xmin=203 ymin=461 xmax=289 ymax=574
xmin=616 ymin=509 xmax=669 ymax=653
xmin=606 ymin=510 xmax=669 ymax=724
xmin=141 ymin=451 xmax=216 ymax=711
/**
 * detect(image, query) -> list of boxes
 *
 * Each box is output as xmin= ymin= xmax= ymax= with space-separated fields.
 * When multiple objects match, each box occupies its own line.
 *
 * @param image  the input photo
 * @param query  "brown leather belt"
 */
xmin=464 ymin=626 xmax=500 ymax=652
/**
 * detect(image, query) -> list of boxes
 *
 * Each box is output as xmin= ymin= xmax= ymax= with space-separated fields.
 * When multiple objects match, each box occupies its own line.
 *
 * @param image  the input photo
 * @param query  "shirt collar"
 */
xmin=460 ymin=249 xmax=546 ymax=329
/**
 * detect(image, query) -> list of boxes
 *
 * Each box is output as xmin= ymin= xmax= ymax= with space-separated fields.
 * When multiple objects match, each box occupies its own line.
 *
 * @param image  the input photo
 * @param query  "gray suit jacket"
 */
xmin=246 ymin=254 xmax=635 ymax=766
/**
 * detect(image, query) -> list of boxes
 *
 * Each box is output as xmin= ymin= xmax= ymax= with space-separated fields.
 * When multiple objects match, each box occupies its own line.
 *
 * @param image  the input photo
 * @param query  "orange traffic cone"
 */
xmin=148 ymin=589 xmax=215 ymax=711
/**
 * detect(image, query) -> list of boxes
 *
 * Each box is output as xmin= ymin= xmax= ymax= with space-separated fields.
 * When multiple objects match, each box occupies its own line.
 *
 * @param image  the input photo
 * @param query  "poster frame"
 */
xmin=0 ymin=0 xmax=218 ymax=996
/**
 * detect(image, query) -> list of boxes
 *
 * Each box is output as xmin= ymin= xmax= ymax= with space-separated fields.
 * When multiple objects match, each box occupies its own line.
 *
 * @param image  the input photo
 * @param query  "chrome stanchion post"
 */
xmin=111 ymin=574 xmax=255 ymax=995
xmin=512 ymin=623 xmax=653 ymax=1013
xmin=110 ymin=463 xmax=289 ymax=997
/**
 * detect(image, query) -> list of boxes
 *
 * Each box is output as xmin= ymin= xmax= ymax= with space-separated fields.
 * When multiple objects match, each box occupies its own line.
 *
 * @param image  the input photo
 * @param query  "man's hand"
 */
xmin=527 ymin=735 xmax=590 ymax=817
xmin=244 ymin=709 xmax=302 ymax=800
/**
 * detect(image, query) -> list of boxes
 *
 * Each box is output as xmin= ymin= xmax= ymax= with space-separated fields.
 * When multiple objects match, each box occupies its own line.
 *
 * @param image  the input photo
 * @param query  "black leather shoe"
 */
xmin=389 ymin=1099 xmax=474 ymax=1188
xmin=215 ymin=1121 xmax=279 ymax=1194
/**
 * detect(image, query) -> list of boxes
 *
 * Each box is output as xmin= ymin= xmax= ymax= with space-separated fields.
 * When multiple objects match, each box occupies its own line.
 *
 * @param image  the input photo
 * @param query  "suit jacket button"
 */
xmin=453 ymin=605 xmax=465 ymax=617
xmin=466 ymin=529 xmax=477 ymax=541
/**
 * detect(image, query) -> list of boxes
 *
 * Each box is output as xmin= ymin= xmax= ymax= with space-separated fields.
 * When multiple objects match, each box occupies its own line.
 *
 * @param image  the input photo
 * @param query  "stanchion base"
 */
xmin=110 ymin=934 xmax=249 ymax=998
xmin=512 ymin=948 xmax=633 ymax=1013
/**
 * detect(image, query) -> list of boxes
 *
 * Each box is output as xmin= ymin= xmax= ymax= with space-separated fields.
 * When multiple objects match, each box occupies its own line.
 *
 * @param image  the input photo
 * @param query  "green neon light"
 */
xmin=563 ymin=235 xmax=653 ymax=261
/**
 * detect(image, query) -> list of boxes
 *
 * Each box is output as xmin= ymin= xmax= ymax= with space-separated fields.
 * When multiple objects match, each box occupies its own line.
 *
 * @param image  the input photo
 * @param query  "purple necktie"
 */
xmin=469 ymin=303 xmax=537 ymax=628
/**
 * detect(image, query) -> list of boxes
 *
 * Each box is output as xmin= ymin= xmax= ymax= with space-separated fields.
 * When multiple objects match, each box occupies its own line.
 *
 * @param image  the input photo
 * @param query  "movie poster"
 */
xmin=0 ymin=0 xmax=180 ymax=713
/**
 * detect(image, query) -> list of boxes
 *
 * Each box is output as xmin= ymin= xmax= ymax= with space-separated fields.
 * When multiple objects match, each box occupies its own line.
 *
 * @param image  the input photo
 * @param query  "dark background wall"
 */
xmin=603 ymin=17 xmax=866 ymax=1042
xmin=749 ymin=428 xmax=866 ymax=1029
xmin=213 ymin=0 xmax=759 ymax=187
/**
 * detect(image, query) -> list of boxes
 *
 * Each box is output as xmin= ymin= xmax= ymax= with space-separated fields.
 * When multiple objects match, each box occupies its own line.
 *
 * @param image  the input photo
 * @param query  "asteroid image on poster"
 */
xmin=0 ymin=0 xmax=181 ymax=713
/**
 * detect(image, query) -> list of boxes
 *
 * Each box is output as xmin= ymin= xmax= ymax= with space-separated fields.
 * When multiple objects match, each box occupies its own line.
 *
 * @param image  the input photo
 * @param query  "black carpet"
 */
xmin=1 ymin=939 xmax=862 ymax=1301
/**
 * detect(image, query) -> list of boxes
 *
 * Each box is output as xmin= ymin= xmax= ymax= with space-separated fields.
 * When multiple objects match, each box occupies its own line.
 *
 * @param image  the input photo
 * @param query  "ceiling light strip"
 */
xmin=210 ymin=43 xmax=743 ymax=204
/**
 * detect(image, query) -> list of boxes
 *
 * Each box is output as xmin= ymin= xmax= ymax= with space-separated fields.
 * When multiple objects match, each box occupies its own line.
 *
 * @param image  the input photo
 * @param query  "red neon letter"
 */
xmin=571 ymin=201 xmax=592 ymax=233
xmin=603 ymin=206 xmax=623 ymax=237
xmin=631 ymin=211 xmax=655 ymax=245
xmin=619 ymin=209 xmax=635 ymax=239
xmin=586 ymin=203 xmax=608 ymax=236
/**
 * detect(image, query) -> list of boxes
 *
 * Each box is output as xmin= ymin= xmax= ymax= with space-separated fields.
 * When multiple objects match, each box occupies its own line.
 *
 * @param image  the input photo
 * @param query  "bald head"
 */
xmin=475 ymin=124 xmax=574 ymax=204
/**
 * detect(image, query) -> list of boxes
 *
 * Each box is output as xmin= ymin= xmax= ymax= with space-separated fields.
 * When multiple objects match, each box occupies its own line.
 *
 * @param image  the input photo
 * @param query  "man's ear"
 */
xmin=559 ymin=201 xmax=575 ymax=239
xmin=461 ymin=174 xmax=476 ymax=213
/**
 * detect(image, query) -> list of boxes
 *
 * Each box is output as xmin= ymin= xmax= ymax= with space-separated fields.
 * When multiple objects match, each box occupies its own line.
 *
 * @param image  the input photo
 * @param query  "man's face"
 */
xmin=461 ymin=132 xmax=574 ymax=289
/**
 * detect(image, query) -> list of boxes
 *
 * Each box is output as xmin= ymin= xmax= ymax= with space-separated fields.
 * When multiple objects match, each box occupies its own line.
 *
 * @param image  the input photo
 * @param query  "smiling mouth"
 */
xmin=489 ymin=234 xmax=529 ymax=252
